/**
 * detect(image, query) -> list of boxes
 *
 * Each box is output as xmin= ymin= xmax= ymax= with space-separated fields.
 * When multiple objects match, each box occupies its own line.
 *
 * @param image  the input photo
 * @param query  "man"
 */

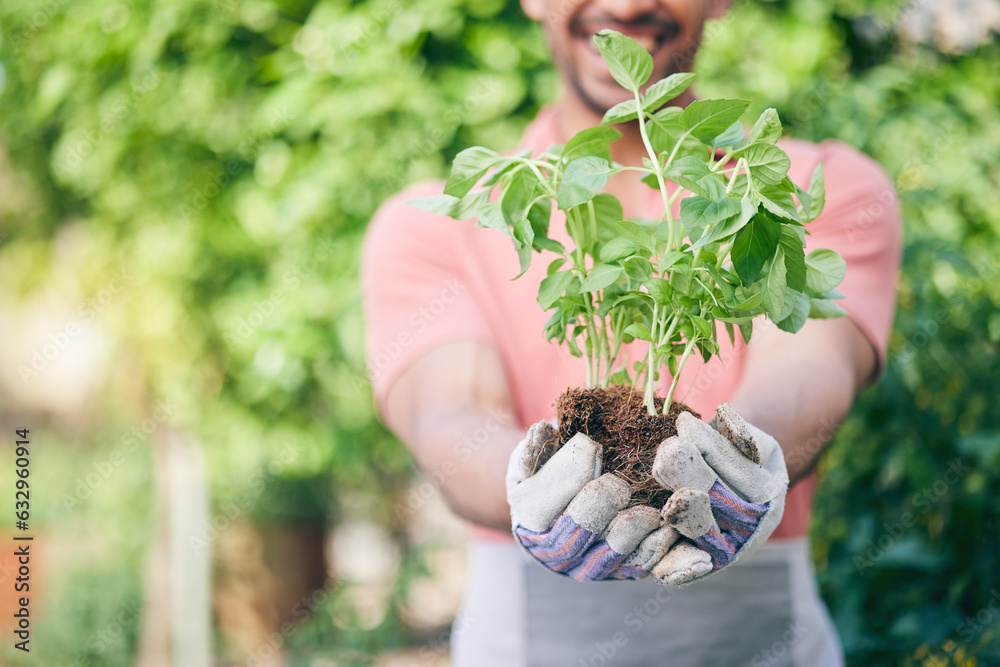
xmin=362 ymin=0 xmax=901 ymax=664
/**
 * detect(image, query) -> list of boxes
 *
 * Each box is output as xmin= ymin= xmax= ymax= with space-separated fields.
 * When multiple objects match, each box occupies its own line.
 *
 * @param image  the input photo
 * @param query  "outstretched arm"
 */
xmin=728 ymin=317 xmax=877 ymax=485
xmin=381 ymin=340 xmax=524 ymax=532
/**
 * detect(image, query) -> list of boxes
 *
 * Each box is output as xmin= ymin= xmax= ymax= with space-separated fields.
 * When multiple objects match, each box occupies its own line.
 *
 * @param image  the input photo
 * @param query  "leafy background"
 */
xmin=0 ymin=0 xmax=997 ymax=665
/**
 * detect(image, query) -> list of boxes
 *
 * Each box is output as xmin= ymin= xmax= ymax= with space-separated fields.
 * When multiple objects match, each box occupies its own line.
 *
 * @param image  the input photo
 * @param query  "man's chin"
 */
xmin=571 ymin=76 xmax=636 ymax=119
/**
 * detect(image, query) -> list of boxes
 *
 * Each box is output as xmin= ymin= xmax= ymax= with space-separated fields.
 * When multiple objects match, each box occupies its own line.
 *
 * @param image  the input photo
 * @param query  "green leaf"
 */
xmin=685 ymin=196 xmax=742 ymax=248
xmin=501 ymin=170 xmax=535 ymax=226
xmin=564 ymin=126 xmax=622 ymax=161
xmin=738 ymin=319 xmax=753 ymax=344
xmin=538 ymin=270 xmax=575 ymax=309
xmin=696 ymin=337 xmax=719 ymax=362
xmin=763 ymin=247 xmax=788 ymax=320
xmin=655 ymin=220 xmax=673 ymax=243
xmin=807 ymin=163 xmax=826 ymax=221
xmin=696 ymin=174 xmax=726 ymax=201
xmin=591 ymin=193 xmax=624 ymax=232
xmin=643 ymin=72 xmax=696 ymax=111
xmin=680 ymin=99 xmax=751 ymax=143
xmin=602 ymin=99 xmax=640 ymax=125
xmin=658 ymin=250 xmax=687 ymax=273
xmin=558 ymin=157 xmax=610 ymax=209
xmin=708 ymin=265 xmax=737 ymax=305
xmin=724 ymin=321 xmax=736 ymax=346
xmin=691 ymin=314 xmax=712 ymax=338
xmin=615 ymin=220 xmax=655 ymax=253
xmin=745 ymin=143 xmax=791 ymax=186
xmin=625 ymin=323 xmax=652 ymax=342
xmin=759 ymin=187 xmax=801 ymax=223
xmin=647 ymin=112 xmax=706 ymax=163
xmin=778 ymin=225 xmax=806 ymax=291
xmin=731 ymin=209 xmax=781 ymax=286
xmin=777 ymin=289 xmax=810 ymax=332
xmin=809 ymin=298 xmax=848 ymax=319
xmin=644 ymin=277 xmax=673 ymax=305
xmin=624 ymin=256 xmax=654 ymax=282
xmin=794 ymin=182 xmax=812 ymax=221
xmin=600 ymin=237 xmax=641 ymax=262
xmin=805 ymin=248 xmax=846 ymax=293
xmin=444 ymin=147 xmax=500 ymax=197
xmin=710 ymin=121 xmax=746 ymax=151
xmin=748 ymin=108 xmax=782 ymax=145
xmin=580 ymin=263 xmax=624 ymax=291
xmin=664 ymin=156 xmax=714 ymax=196
xmin=734 ymin=292 xmax=765 ymax=311
xmin=773 ymin=175 xmax=797 ymax=194
xmin=593 ymin=29 xmax=653 ymax=91
xmin=528 ymin=198 xmax=563 ymax=254
xmin=474 ymin=201 xmax=514 ymax=238
xmin=534 ymin=237 xmax=566 ymax=254
xmin=408 ymin=189 xmax=489 ymax=220
xmin=547 ymin=258 xmax=567 ymax=276
xmin=512 ymin=217 xmax=534 ymax=277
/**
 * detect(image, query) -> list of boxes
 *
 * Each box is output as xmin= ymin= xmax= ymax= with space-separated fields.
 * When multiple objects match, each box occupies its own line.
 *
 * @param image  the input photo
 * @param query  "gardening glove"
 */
xmin=506 ymin=421 xmax=678 ymax=582
xmin=650 ymin=404 xmax=788 ymax=585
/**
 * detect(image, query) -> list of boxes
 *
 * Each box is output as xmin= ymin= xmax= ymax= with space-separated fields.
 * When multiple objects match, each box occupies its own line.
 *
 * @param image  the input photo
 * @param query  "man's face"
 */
xmin=522 ymin=0 xmax=728 ymax=114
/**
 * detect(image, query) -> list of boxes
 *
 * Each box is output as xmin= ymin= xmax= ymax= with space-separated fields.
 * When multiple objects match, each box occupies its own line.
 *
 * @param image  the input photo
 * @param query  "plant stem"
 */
xmin=643 ymin=303 xmax=659 ymax=415
xmin=581 ymin=293 xmax=601 ymax=387
xmin=664 ymin=334 xmax=698 ymax=413
xmin=608 ymin=310 xmax=626 ymax=383
xmin=726 ymin=157 xmax=746 ymax=195
xmin=634 ymin=90 xmax=676 ymax=250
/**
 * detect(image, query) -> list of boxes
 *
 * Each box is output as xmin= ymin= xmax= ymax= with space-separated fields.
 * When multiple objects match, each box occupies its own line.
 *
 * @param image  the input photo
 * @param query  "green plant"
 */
xmin=412 ymin=30 xmax=847 ymax=415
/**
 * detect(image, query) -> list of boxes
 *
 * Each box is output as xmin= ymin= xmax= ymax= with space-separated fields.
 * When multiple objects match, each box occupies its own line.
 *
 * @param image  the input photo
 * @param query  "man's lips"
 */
xmin=571 ymin=14 xmax=682 ymax=58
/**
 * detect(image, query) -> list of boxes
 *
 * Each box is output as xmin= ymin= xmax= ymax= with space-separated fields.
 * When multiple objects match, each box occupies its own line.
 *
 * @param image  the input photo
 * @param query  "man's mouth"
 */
xmin=571 ymin=13 xmax=683 ymax=59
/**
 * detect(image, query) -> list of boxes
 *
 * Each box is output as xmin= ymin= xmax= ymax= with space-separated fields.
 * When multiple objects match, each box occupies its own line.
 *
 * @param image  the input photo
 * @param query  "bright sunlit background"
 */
xmin=0 ymin=0 xmax=998 ymax=665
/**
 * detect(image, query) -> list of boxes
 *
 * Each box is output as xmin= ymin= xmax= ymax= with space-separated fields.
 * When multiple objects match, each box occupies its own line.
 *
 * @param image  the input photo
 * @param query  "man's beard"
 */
xmin=561 ymin=12 xmax=694 ymax=117
xmin=567 ymin=59 xmax=687 ymax=117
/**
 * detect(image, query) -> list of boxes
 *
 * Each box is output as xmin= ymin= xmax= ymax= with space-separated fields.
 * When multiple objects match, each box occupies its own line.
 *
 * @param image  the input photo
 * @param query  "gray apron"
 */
xmin=451 ymin=540 xmax=843 ymax=667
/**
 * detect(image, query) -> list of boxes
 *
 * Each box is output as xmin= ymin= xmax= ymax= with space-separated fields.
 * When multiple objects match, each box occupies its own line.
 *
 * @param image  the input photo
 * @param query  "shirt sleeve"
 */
xmin=360 ymin=183 xmax=495 ymax=410
xmin=800 ymin=140 xmax=903 ymax=377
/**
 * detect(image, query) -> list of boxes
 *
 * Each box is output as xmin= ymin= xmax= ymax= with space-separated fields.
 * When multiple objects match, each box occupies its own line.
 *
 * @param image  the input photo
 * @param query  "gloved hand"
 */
xmin=505 ymin=404 xmax=788 ymax=585
xmin=505 ymin=421 xmax=680 ymax=582
xmin=651 ymin=405 xmax=789 ymax=584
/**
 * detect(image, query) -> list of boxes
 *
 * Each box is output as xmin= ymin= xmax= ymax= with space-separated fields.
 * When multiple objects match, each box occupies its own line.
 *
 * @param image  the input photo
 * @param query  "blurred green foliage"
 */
xmin=0 ymin=0 xmax=998 ymax=664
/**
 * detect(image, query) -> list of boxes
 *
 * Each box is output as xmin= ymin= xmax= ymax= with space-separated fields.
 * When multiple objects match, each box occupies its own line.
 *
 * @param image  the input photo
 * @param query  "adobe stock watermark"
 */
xmin=18 ymin=268 xmax=142 ymax=383
xmin=380 ymin=76 xmax=501 ymax=192
xmin=750 ymin=621 xmax=811 ymax=667
xmin=854 ymin=458 xmax=970 ymax=576
xmin=846 ymin=123 xmax=957 ymax=244
xmin=7 ymin=0 xmax=66 ymax=52
xmin=243 ymin=585 xmax=332 ymax=667
xmin=895 ymin=254 xmax=999 ymax=371
xmin=66 ymin=598 xmax=143 ymax=667
xmin=416 ymin=611 xmax=477 ymax=665
xmin=332 ymin=0 xmax=402 ymax=63
xmin=578 ymin=584 xmax=684 ymax=666
xmin=188 ymin=439 xmax=302 ymax=553
xmin=352 ymin=277 xmax=468 ymax=393
xmin=53 ymin=67 xmax=162 ymax=177
xmin=179 ymin=108 xmax=291 ymax=222
xmin=956 ymin=588 xmax=1000 ymax=644
xmin=394 ymin=407 xmax=512 ymax=521
xmin=224 ymin=238 xmax=335 ymax=345
xmin=61 ymin=399 xmax=178 ymax=509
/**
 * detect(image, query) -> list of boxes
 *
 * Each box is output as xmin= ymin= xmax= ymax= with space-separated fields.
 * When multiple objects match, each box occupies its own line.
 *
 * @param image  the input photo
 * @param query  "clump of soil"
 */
xmin=554 ymin=385 xmax=699 ymax=509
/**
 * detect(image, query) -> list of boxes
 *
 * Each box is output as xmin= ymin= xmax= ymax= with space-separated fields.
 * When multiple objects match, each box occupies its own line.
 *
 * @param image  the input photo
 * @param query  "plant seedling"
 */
xmin=410 ymin=30 xmax=847 ymax=506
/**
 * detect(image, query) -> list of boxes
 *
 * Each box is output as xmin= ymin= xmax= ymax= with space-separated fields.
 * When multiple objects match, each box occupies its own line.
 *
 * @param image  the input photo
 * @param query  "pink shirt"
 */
xmin=362 ymin=106 xmax=902 ymax=541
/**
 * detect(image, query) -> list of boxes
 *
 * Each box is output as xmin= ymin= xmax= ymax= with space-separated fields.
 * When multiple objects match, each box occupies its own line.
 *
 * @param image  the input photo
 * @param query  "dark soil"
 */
xmin=554 ymin=385 xmax=699 ymax=509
